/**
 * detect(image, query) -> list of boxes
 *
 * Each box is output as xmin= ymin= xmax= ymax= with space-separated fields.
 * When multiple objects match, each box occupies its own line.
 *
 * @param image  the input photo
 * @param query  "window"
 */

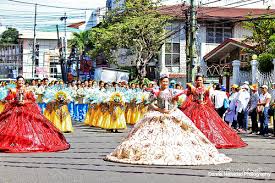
xmin=49 ymin=59 xmax=62 ymax=78
xmin=206 ymin=26 xmax=232 ymax=43
xmin=165 ymin=43 xmax=180 ymax=73
xmin=164 ymin=22 xmax=183 ymax=73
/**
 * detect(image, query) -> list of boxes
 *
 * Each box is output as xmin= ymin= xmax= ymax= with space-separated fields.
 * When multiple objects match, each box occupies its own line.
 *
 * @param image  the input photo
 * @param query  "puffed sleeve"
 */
xmin=5 ymin=89 xmax=16 ymax=101
xmin=148 ymin=90 xmax=158 ymax=103
xmin=26 ymin=91 xmax=36 ymax=102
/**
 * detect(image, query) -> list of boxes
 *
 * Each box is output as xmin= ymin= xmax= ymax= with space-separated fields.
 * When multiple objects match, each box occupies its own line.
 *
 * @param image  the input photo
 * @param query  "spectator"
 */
xmin=141 ymin=84 xmax=147 ymax=91
xmin=169 ymin=80 xmax=176 ymax=89
xmin=257 ymin=85 xmax=271 ymax=137
xmin=135 ymin=83 xmax=140 ymax=89
xmin=236 ymin=84 xmax=250 ymax=133
xmin=148 ymin=82 xmax=154 ymax=89
xmin=130 ymin=83 xmax=136 ymax=89
xmin=225 ymin=84 xmax=239 ymax=127
xmin=271 ymin=83 xmax=275 ymax=137
xmin=212 ymin=83 xmax=229 ymax=118
xmin=247 ymin=84 xmax=259 ymax=134
xmin=175 ymin=83 xmax=181 ymax=90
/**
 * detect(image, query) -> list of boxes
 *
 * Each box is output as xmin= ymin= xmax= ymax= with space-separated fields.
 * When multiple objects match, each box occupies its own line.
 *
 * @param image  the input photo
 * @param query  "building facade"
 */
xmin=0 ymin=44 xmax=23 ymax=78
xmin=18 ymin=31 xmax=72 ymax=79
xmin=157 ymin=4 xmax=274 ymax=84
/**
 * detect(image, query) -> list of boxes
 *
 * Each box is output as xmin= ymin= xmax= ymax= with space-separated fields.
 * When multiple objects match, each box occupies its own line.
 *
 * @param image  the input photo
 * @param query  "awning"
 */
xmin=203 ymin=38 xmax=254 ymax=62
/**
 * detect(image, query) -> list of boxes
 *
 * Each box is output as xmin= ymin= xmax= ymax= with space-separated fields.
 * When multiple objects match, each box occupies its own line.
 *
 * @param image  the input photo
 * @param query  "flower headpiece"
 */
xmin=55 ymin=91 xmax=68 ymax=100
xmin=110 ymin=92 xmax=123 ymax=103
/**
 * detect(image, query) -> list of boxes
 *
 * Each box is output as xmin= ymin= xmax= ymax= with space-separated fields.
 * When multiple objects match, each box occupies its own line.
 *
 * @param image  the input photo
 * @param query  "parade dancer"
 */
xmin=0 ymin=76 xmax=70 ymax=152
xmin=105 ymin=75 xmax=231 ymax=165
xmin=181 ymin=75 xmax=247 ymax=149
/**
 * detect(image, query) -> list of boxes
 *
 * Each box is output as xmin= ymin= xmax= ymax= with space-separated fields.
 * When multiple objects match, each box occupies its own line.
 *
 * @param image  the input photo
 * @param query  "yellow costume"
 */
xmin=90 ymin=104 xmax=100 ymax=127
xmin=109 ymin=102 xmax=127 ymax=130
xmin=0 ymin=101 xmax=5 ymax=114
xmin=44 ymin=91 xmax=73 ymax=133
xmin=84 ymin=104 xmax=97 ymax=126
xmin=126 ymin=100 xmax=139 ymax=125
xmin=100 ymin=103 xmax=112 ymax=129
xmin=140 ymin=104 xmax=148 ymax=119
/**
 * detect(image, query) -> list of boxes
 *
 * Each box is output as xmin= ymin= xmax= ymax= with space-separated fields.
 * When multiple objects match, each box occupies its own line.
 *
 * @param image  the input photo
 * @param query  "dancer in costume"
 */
xmin=181 ymin=75 xmax=247 ymax=149
xmin=74 ymin=83 xmax=88 ymax=122
xmin=44 ymin=86 xmax=74 ymax=133
xmin=105 ymin=75 xmax=231 ymax=165
xmin=84 ymin=89 xmax=101 ymax=127
xmin=0 ymin=76 xmax=70 ymax=152
xmin=105 ymin=91 xmax=127 ymax=132
xmin=0 ymin=87 xmax=8 ymax=114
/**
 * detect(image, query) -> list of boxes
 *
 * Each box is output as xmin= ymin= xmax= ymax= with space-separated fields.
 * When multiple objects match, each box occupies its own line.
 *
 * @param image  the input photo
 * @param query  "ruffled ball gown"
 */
xmin=0 ymin=88 xmax=70 ymax=153
xmin=105 ymin=89 xmax=232 ymax=165
xmin=181 ymin=85 xmax=247 ymax=149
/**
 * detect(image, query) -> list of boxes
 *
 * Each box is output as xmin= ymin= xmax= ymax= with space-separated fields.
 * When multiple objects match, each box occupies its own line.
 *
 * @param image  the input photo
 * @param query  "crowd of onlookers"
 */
xmin=211 ymin=81 xmax=275 ymax=137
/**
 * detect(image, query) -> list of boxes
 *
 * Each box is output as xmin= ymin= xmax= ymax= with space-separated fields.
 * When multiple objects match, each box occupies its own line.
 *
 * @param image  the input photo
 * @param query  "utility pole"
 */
xmin=186 ymin=0 xmax=197 ymax=82
xmin=32 ymin=3 xmax=37 ymax=78
xmin=60 ymin=13 xmax=68 ymax=81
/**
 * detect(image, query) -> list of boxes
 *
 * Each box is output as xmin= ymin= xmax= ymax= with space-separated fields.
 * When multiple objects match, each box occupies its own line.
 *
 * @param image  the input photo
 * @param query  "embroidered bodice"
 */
xmin=6 ymin=88 xmax=35 ymax=103
xmin=191 ymin=86 xmax=208 ymax=104
xmin=156 ymin=89 xmax=175 ymax=110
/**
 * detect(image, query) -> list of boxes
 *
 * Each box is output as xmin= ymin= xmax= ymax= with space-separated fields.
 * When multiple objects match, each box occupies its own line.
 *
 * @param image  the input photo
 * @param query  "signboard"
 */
xmin=36 ymin=67 xmax=47 ymax=75
xmin=94 ymin=68 xmax=129 ymax=82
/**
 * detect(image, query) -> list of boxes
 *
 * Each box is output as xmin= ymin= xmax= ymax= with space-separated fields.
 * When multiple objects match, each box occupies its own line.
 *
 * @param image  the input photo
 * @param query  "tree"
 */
xmin=0 ymin=27 xmax=19 ymax=44
xmin=89 ymin=0 xmax=171 ymax=80
xmin=243 ymin=16 xmax=275 ymax=72
xmin=68 ymin=31 xmax=92 ymax=54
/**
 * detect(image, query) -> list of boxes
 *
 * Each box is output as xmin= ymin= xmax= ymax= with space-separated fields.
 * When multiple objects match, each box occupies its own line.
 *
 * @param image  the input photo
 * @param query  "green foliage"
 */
xmin=88 ymin=0 xmax=171 ymax=80
xmin=257 ymin=53 xmax=274 ymax=72
xmin=68 ymin=31 xmax=92 ymax=54
xmin=243 ymin=16 xmax=275 ymax=55
xmin=0 ymin=28 xmax=19 ymax=44
xmin=129 ymin=77 xmax=152 ymax=86
xmin=243 ymin=16 xmax=275 ymax=72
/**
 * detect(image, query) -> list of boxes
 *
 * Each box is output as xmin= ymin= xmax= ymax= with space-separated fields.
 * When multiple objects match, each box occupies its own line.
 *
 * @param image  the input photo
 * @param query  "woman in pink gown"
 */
xmin=181 ymin=75 xmax=247 ymax=149
xmin=0 ymin=76 xmax=70 ymax=153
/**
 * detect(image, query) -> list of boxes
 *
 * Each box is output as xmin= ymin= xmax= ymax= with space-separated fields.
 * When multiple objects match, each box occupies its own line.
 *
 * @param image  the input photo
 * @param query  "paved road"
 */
xmin=0 ymin=124 xmax=274 ymax=183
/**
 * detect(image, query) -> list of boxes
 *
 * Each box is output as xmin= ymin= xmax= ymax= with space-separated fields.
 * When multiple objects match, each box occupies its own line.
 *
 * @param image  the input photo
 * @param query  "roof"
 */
xmin=158 ymin=4 xmax=275 ymax=20
xmin=67 ymin=21 xmax=86 ymax=29
xmin=203 ymin=38 xmax=254 ymax=61
xmin=19 ymin=31 xmax=73 ymax=40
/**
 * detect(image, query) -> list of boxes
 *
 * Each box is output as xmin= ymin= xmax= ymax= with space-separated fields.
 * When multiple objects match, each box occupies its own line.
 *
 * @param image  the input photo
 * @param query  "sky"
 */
xmin=1 ymin=0 xmax=273 ymax=33
xmin=0 ymin=0 xmax=181 ymax=33
xmin=0 ymin=0 xmax=106 ymax=33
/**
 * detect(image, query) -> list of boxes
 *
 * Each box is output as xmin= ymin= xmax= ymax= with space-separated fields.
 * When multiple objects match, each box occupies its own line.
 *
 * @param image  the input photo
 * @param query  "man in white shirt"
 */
xmin=212 ymin=83 xmax=228 ymax=118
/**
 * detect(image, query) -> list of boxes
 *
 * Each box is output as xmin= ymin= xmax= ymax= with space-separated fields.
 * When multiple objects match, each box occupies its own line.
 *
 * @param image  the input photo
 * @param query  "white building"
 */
xmin=106 ymin=0 xmax=125 ymax=11
xmin=18 ymin=31 xmax=72 ymax=79
xmin=157 ymin=4 xmax=275 ymax=84
xmin=72 ymin=8 xmax=106 ymax=31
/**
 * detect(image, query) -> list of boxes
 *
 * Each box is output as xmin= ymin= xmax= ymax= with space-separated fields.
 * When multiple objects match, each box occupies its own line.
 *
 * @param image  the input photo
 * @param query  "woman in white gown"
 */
xmin=105 ymin=75 xmax=232 ymax=165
